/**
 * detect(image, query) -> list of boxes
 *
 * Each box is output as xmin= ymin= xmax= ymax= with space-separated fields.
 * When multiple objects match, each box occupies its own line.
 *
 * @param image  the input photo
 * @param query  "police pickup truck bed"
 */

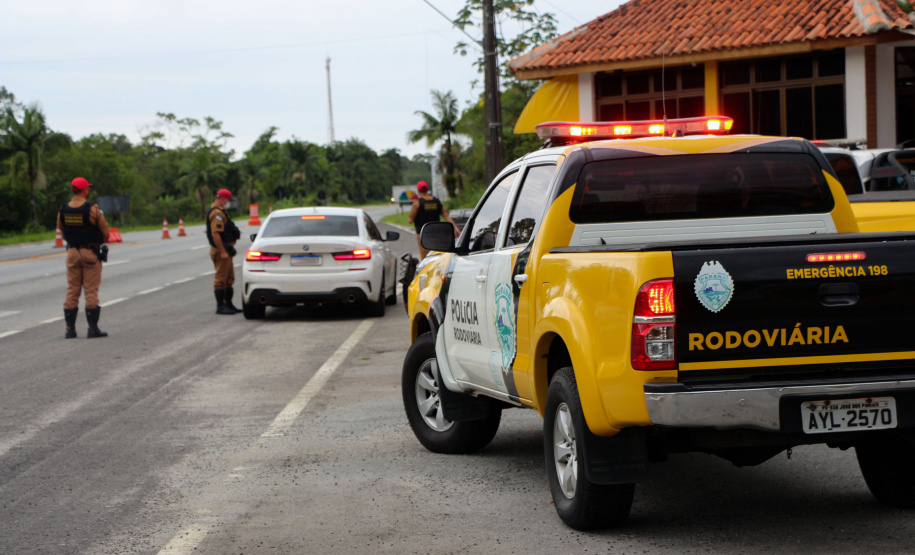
xmin=401 ymin=117 xmax=915 ymax=530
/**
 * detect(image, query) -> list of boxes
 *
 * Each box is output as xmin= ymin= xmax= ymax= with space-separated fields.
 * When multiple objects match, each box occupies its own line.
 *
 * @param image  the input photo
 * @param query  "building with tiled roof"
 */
xmin=510 ymin=0 xmax=915 ymax=148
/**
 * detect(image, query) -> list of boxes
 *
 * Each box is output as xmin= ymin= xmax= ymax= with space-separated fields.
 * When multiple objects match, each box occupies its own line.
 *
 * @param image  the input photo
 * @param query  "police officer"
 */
xmin=407 ymin=180 xmax=460 ymax=259
xmin=207 ymin=189 xmax=241 ymax=314
xmin=58 ymin=177 xmax=110 ymax=338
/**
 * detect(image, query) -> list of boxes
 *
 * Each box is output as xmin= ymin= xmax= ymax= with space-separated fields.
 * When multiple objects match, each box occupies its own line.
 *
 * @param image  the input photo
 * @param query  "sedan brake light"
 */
xmin=246 ymin=250 xmax=281 ymax=261
xmin=333 ymin=248 xmax=371 ymax=260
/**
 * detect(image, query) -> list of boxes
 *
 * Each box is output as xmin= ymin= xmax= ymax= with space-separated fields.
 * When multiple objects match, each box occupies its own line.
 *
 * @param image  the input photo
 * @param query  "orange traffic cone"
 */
xmin=248 ymin=204 xmax=261 ymax=226
xmin=107 ymin=228 xmax=123 ymax=243
xmin=178 ymin=218 xmax=186 ymax=237
xmin=162 ymin=219 xmax=171 ymax=239
xmin=54 ymin=228 xmax=64 ymax=248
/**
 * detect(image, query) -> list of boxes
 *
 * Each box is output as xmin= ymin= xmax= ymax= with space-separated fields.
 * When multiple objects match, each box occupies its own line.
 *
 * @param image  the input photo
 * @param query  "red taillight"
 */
xmin=246 ymin=250 xmax=281 ymax=261
xmin=333 ymin=248 xmax=371 ymax=260
xmin=631 ymin=279 xmax=677 ymax=371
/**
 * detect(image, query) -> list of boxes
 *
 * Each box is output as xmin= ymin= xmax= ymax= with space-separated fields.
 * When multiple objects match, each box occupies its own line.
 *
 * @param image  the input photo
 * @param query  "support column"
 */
xmin=578 ymin=72 xmax=595 ymax=121
xmin=704 ymin=61 xmax=719 ymax=114
xmin=845 ymin=46 xmax=868 ymax=143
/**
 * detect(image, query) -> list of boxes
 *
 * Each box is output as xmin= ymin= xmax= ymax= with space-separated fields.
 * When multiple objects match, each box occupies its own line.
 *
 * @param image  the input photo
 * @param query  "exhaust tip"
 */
xmin=259 ymin=296 xmax=268 ymax=304
xmin=345 ymin=294 xmax=357 ymax=303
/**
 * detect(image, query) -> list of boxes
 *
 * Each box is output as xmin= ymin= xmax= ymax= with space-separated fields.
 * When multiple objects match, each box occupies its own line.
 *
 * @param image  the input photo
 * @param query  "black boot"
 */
xmin=86 ymin=306 xmax=108 ymax=338
xmin=64 ymin=308 xmax=78 ymax=339
xmin=215 ymin=289 xmax=235 ymax=315
xmin=225 ymin=286 xmax=242 ymax=313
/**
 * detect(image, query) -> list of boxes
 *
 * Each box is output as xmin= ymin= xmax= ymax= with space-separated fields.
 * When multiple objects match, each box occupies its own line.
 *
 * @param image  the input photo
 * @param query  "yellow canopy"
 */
xmin=514 ymin=75 xmax=580 ymax=134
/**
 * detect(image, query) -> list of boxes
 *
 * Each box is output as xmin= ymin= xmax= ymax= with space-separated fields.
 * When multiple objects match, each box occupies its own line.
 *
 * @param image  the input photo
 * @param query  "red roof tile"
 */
xmin=509 ymin=0 xmax=913 ymax=77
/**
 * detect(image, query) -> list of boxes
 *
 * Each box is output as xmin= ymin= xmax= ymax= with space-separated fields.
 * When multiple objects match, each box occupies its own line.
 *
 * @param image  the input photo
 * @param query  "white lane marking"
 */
xmin=138 ymin=287 xmax=164 ymax=295
xmin=200 ymin=271 xmax=215 ymax=276
xmin=0 ymin=311 xmax=21 ymax=319
xmin=106 ymin=259 xmax=129 ymax=266
xmin=260 ymin=319 xmax=375 ymax=439
xmin=100 ymin=297 xmax=128 ymax=307
xmin=157 ymin=521 xmax=215 ymax=554
xmin=0 ymin=330 xmax=21 ymax=339
xmin=173 ymin=277 xmax=194 ymax=284
xmin=40 ymin=316 xmax=63 ymax=324
xmin=191 ymin=244 xmax=209 ymax=250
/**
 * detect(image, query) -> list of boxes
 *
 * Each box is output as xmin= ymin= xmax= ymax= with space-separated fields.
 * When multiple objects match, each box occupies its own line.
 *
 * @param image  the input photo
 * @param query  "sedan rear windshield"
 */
xmin=261 ymin=215 xmax=359 ymax=237
xmin=569 ymin=153 xmax=833 ymax=224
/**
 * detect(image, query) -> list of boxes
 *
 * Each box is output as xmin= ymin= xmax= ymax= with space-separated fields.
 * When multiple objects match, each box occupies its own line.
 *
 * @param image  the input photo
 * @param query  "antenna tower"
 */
xmin=326 ymin=57 xmax=335 ymax=145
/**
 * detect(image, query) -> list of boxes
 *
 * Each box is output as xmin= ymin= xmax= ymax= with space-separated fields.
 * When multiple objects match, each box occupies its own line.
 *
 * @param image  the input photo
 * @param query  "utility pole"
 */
xmin=483 ymin=0 xmax=504 ymax=185
xmin=326 ymin=57 xmax=335 ymax=145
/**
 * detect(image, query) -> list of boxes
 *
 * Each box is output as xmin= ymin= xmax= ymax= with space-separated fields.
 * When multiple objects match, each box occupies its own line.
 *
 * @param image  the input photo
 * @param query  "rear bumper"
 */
xmin=245 ymin=287 xmax=368 ymax=305
xmin=241 ymin=265 xmax=376 ymax=303
xmin=644 ymin=378 xmax=915 ymax=432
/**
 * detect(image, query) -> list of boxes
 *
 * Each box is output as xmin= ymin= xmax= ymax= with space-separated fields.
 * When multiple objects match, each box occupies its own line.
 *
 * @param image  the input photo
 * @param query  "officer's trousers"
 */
xmin=64 ymin=247 xmax=102 ymax=309
xmin=209 ymin=248 xmax=235 ymax=289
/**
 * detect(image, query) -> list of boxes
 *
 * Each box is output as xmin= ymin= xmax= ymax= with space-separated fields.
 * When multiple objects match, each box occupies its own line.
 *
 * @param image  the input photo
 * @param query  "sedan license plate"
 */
xmin=801 ymin=396 xmax=897 ymax=434
xmin=290 ymin=254 xmax=322 ymax=266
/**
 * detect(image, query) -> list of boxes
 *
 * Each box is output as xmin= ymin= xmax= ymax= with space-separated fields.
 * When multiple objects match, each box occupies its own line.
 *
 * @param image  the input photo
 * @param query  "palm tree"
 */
xmin=238 ymin=151 xmax=268 ymax=207
xmin=407 ymin=90 xmax=463 ymax=197
xmin=177 ymin=146 xmax=228 ymax=219
xmin=283 ymin=140 xmax=319 ymax=199
xmin=3 ymin=105 xmax=71 ymax=229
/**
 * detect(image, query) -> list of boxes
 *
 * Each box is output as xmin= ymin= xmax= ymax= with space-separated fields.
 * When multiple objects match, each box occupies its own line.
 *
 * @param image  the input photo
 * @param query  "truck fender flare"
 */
xmin=534 ymin=297 xmax=615 ymax=435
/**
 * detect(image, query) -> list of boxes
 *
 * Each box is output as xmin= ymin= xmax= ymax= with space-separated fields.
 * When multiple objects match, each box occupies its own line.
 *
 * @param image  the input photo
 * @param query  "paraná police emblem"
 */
xmin=694 ymin=261 xmax=734 ymax=313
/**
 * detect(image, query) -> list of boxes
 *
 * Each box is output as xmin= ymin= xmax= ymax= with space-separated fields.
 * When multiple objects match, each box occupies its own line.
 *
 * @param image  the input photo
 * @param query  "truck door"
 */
xmin=441 ymin=172 xmax=516 ymax=387
xmin=481 ymin=163 xmax=556 ymax=401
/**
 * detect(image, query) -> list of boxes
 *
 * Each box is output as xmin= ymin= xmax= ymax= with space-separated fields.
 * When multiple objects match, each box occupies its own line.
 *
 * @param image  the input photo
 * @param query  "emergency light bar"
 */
xmin=536 ymin=116 xmax=734 ymax=146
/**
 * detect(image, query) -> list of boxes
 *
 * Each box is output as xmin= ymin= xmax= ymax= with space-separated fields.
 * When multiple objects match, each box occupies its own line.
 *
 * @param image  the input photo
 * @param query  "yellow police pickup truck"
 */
xmin=401 ymin=117 xmax=915 ymax=530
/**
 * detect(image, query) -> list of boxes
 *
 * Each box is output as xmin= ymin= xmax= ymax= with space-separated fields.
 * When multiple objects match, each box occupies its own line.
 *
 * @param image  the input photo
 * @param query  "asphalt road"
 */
xmin=1 ymin=206 xmax=914 ymax=554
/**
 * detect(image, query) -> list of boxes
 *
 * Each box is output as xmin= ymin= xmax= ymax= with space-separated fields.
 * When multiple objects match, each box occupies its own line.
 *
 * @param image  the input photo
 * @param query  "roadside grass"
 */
xmin=382 ymin=212 xmax=411 ymax=226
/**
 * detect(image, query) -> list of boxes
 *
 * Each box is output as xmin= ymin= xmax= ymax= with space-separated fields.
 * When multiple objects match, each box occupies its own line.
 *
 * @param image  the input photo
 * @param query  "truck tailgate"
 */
xmin=671 ymin=233 xmax=915 ymax=380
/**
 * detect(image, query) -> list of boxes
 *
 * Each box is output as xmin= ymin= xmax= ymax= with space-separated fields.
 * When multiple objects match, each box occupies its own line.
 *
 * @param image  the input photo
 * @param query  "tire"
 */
xmin=368 ymin=273 xmax=386 ymax=317
xmin=402 ymin=332 xmax=501 ymax=454
xmin=544 ymin=367 xmax=634 ymax=530
xmin=242 ymin=299 xmax=266 ymax=320
xmin=856 ymin=433 xmax=915 ymax=508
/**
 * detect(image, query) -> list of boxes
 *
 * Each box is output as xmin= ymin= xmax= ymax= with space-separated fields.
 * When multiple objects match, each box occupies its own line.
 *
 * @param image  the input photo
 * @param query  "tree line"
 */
xmin=0 ymin=90 xmax=431 ymax=234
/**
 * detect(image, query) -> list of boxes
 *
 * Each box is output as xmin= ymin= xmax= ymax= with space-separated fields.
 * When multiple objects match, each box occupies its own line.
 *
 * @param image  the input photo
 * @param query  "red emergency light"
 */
xmin=536 ymin=116 xmax=734 ymax=146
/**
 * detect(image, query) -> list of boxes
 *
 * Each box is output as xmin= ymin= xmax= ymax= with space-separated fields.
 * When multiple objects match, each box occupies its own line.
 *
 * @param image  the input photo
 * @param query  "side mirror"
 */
xmin=249 ymin=233 xmax=257 ymax=241
xmin=385 ymin=230 xmax=400 ymax=241
xmin=420 ymin=221 xmax=456 ymax=253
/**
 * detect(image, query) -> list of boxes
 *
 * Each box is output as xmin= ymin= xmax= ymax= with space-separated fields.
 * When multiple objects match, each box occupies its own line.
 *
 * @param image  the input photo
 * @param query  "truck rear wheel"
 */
xmin=402 ymin=332 xmax=501 ymax=454
xmin=856 ymin=433 xmax=915 ymax=508
xmin=544 ymin=368 xmax=634 ymax=530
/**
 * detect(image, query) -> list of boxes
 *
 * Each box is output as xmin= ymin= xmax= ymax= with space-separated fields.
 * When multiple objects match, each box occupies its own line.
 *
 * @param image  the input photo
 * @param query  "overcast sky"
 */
xmin=0 ymin=0 xmax=625 ymax=159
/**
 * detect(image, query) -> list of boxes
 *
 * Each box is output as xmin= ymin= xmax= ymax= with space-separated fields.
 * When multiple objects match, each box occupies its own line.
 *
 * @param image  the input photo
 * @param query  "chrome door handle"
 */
xmin=474 ymin=275 xmax=486 ymax=283
xmin=513 ymin=274 xmax=528 ymax=285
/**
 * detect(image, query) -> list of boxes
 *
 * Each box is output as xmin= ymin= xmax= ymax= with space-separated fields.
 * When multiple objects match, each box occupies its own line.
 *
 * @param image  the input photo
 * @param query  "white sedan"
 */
xmin=241 ymin=207 xmax=400 ymax=319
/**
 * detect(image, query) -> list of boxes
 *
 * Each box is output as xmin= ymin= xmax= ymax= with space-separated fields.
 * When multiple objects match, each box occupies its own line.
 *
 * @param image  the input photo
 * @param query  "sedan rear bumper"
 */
xmin=245 ymin=287 xmax=369 ymax=306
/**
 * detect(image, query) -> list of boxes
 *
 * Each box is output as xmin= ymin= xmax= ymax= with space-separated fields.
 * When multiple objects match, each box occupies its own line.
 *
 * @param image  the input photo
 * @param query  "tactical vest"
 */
xmin=206 ymin=207 xmax=240 ymax=247
xmin=413 ymin=196 xmax=443 ymax=232
xmin=59 ymin=202 xmax=104 ymax=248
